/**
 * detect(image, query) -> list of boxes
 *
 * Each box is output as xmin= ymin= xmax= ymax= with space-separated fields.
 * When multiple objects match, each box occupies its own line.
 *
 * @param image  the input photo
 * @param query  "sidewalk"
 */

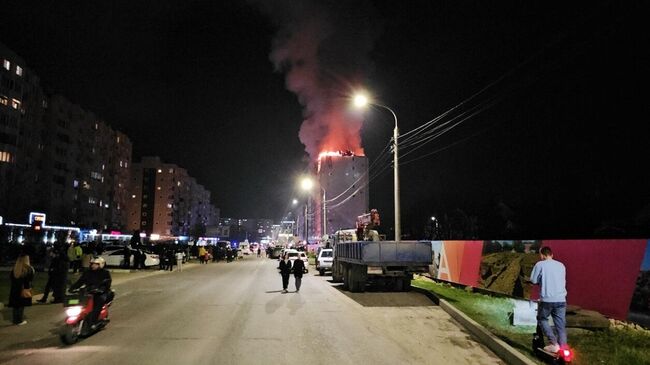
xmin=0 ymin=262 xmax=200 ymax=309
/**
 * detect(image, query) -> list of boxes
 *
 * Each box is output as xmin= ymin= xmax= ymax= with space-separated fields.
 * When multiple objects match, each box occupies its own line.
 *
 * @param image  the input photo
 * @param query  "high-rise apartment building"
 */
xmin=317 ymin=153 xmax=369 ymax=237
xmin=127 ymin=157 xmax=217 ymax=236
xmin=37 ymin=94 xmax=132 ymax=229
xmin=0 ymin=42 xmax=47 ymax=222
xmin=1 ymin=43 xmax=131 ymax=229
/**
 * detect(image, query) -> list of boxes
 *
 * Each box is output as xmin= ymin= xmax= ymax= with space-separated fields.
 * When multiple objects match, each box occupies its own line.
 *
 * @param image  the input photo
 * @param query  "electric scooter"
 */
xmin=60 ymin=287 xmax=115 ymax=345
xmin=532 ymin=324 xmax=574 ymax=364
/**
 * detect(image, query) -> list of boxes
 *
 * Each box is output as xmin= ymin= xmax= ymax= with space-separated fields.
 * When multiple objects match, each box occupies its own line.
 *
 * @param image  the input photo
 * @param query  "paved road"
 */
xmin=0 ymin=257 xmax=503 ymax=365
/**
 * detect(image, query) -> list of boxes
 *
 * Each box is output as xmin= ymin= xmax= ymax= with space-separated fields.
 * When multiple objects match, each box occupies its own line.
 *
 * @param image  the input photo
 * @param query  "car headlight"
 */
xmin=65 ymin=305 xmax=83 ymax=317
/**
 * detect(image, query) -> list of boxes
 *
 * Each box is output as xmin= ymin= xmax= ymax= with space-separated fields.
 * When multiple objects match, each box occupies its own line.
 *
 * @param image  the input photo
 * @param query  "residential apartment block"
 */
xmin=1 ymin=42 xmax=132 ymax=229
xmin=126 ymin=157 xmax=218 ymax=236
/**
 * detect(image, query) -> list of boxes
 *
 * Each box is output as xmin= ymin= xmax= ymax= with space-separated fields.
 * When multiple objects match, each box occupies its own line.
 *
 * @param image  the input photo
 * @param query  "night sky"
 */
xmin=2 ymin=1 xmax=647 ymax=239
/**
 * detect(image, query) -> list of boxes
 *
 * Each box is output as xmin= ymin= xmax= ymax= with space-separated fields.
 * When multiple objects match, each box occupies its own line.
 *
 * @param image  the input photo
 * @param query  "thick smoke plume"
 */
xmin=260 ymin=0 xmax=380 ymax=161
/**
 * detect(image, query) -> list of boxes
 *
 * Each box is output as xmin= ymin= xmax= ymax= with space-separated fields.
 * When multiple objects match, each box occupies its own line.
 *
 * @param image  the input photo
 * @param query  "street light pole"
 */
xmin=322 ymin=187 xmax=327 ymax=237
xmin=353 ymin=94 xmax=401 ymax=242
xmin=377 ymin=104 xmax=401 ymax=242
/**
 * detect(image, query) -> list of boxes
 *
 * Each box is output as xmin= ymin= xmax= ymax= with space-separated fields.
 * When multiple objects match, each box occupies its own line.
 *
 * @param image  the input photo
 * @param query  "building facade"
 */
xmin=317 ymin=153 xmax=369 ymax=237
xmin=1 ymin=43 xmax=131 ymax=229
xmin=127 ymin=157 xmax=218 ymax=236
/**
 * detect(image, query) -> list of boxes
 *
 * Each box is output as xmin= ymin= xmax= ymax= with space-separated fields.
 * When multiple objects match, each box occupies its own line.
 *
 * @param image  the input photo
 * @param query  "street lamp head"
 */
xmin=300 ymin=177 xmax=314 ymax=191
xmin=431 ymin=216 xmax=436 ymax=221
xmin=353 ymin=93 xmax=369 ymax=108
xmin=292 ymin=199 xmax=298 ymax=206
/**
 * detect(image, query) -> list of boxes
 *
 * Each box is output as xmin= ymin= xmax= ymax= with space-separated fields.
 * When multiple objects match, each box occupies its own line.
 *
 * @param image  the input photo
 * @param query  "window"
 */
xmin=119 ymin=160 xmax=123 ymax=167
xmin=157 ymin=169 xmax=162 ymax=173
xmin=169 ymin=168 xmax=174 ymax=173
xmin=88 ymin=197 xmax=97 ymax=204
xmin=15 ymin=65 xmax=23 ymax=76
xmin=131 ymin=194 xmax=136 ymax=198
xmin=2 ymin=59 xmax=9 ymax=70
xmin=141 ymin=221 xmax=147 ymax=226
xmin=11 ymin=99 xmax=20 ymax=109
xmin=142 ymin=212 xmax=148 ymax=217
xmin=167 ymin=203 xmax=173 ymax=208
xmin=0 ymin=150 xmax=13 ymax=163
xmin=90 ymin=171 xmax=102 ymax=180
xmin=73 ymin=180 xmax=79 ymax=188
xmin=117 ymin=136 xmax=121 ymax=143
xmin=0 ymin=96 xmax=7 ymax=105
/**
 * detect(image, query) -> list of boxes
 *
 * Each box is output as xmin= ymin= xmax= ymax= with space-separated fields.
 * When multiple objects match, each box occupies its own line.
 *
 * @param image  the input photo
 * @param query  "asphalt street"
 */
xmin=0 ymin=257 xmax=503 ymax=365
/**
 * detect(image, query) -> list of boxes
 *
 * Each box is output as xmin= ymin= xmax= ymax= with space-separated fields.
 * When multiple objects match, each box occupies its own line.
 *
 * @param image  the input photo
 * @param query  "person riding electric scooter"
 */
xmin=69 ymin=257 xmax=112 ymax=330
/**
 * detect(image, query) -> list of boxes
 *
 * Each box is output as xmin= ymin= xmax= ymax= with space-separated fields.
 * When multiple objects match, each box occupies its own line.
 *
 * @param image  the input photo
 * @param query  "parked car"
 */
xmin=284 ymin=249 xmax=309 ymax=273
xmin=100 ymin=248 xmax=160 ymax=267
xmin=316 ymin=248 xmax=333 ymax=276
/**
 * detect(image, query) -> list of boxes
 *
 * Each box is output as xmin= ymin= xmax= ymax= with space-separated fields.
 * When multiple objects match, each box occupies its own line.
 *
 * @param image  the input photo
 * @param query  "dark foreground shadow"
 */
xmin=334 ymin=285 xmax=436 ymax=307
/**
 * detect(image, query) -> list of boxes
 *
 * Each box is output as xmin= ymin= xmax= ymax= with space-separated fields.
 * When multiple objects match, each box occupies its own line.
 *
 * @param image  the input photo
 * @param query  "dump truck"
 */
xmin=331 ymin=232 xmax=432 ymax=292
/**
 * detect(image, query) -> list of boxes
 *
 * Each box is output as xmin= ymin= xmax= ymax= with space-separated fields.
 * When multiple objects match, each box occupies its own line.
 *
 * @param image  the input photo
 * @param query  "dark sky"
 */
xmin=2 ymin=1 xmax=648 ymax=238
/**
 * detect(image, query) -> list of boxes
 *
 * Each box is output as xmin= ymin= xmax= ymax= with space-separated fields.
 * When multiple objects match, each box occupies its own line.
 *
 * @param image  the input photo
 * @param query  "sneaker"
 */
xmin=543 ymin=344 xmax=560 ymax=353
xmin=282 ymin=289 xmax=288 ymax=293
xmin=16 ymin=321 xmax=27 ymax=326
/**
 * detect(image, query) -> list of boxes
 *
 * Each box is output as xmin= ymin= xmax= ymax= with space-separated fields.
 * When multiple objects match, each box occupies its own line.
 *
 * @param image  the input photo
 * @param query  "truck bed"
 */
xmin=335 ymin=240 xmax=432 ymax=266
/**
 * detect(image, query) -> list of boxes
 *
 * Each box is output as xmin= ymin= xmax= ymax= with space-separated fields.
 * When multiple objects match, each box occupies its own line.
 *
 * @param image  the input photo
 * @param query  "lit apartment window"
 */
xmin=102 ymin=164 xmax=105 ymax=170
xmin=167 ymin=203 xmax=172 ymax=208
xmin=0 ymin=151 xmax=13 ymax=163
xmin=157 ymin=186 xmax=161 ymax=190
xmin=177 ymin=181 xmax=181 ymax=187
xmin=157 ymin=169 xmax=162 ymax=173
xmin=15 ymin=65 xmax=23 ymax=76
xmin=117 ymin=136 xmax=121 ymax=143
xmin=0 ymin=96 xmax=7 ymax=106
xmin=125 ymin=162 xmax=128 ymax=168
xmin=73 ymin=180 xmax=79 ymax=188
xmin=11 ymin=99 xmax=20 ymax=109
xmin=169 ymin=168 xmax=174 ymax=173
xmin=88 ymin=197 xmax=97 ymax=204
xmin=131 ymin=194 xmax=136 ymax=198
xmin=2 ymin=59 xmax=9 ymax=70
xmin=94 ymin=122 xmax=99 ymax=130
xmin=119 ymin=160 xmax=123 ymax=167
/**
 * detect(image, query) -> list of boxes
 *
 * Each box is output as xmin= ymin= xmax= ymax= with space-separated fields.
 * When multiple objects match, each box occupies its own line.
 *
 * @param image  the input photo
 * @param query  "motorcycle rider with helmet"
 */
xmin=70 ymin=256 xmax=112 ymax=329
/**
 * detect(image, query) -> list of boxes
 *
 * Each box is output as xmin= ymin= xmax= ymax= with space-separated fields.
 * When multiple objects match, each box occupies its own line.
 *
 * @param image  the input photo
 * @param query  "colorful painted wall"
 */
xmin=428 ymin=239 xmax=650 ymax=320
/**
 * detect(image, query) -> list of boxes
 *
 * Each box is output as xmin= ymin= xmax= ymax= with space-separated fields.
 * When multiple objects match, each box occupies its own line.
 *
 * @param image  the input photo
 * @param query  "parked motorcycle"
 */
xmin=60 ymin=287 xmax=115 ymax=345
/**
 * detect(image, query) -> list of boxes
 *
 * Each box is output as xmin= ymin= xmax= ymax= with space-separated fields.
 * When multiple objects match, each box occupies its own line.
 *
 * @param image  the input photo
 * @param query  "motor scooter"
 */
xmin=532 ymin=324 xmax=574 ymax=364
xmin=60 ymin=287 xmax=115 ymax=345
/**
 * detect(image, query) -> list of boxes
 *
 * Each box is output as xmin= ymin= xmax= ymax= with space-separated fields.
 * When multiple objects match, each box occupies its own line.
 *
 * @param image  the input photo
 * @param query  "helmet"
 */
xmin=90 ymin=257 xmax=105 ymax=268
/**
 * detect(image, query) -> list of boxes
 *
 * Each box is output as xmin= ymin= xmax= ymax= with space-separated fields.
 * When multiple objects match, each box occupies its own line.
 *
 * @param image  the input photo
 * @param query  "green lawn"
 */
xmin=413 ymin=277 xmax=650 ymax=365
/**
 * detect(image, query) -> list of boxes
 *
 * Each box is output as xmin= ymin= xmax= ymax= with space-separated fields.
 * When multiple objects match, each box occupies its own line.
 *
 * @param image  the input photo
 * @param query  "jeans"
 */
xmin=537 ymin=301 xmax=567 ymax=346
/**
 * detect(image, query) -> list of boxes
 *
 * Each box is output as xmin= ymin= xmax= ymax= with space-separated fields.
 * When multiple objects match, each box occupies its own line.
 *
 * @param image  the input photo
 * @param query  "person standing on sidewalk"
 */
xmin=530 ymin=246 xmax=568 ymax=353
xmin=278 ymin=253 xmax=292 ymax=293
xmin=8 ymin=254 xmax=35 ymax=325
xmin=292 ymin=256 xmax=305 ymax=293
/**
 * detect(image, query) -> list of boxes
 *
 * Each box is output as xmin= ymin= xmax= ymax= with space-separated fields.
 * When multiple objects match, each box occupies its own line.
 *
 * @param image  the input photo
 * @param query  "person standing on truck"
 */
xmin=530 ymin=246 xmax=567 ymax=353
xmin=278 ymin=253 xmax=292 ymax=293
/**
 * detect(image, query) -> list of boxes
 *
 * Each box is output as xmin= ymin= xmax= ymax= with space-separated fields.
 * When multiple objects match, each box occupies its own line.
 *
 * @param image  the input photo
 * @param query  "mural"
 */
xmin=429 ymin=240 xmax=483 ymax=287
xmin=630 ymin=240 xmax=650 ymax=316
xmin=428 ymin=239 xmax=648 ymax=320
xmin=478 ymin=240 xmax=541 ymax=298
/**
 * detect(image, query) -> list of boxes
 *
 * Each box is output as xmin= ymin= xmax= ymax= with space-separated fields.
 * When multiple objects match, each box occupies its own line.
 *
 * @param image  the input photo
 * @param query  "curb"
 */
xmin=413 ymin=286 xmax=537 ymax=365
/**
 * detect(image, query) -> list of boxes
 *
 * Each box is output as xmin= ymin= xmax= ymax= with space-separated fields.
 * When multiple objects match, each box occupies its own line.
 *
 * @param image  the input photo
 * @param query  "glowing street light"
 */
xmin=353 ymin=92 xmax=401 ymax=242
xmin=299 ymin=176 xmax=328 ymax=240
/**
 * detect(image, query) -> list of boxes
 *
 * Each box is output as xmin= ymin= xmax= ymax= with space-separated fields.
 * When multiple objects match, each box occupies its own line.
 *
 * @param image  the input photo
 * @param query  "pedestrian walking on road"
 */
xmin=8 ymin=253 xmax=35 ymax=325
xmin=278 ymin=253 xmax=292 ymax=293
xmin=292 ymin=256 xmax=305 ymax=293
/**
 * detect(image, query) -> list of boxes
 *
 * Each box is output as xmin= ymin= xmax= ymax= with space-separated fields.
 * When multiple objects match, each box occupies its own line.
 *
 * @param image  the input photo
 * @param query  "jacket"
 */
xmin=292 ymin=259 xmax=305 ymax=278
xmin=71 ymin=268 xmax=112 ymax=292
xmin=8 ymin=267 xmax=35 ymax=308
xmin=278 ymin=259 xmax=292 ymax=275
